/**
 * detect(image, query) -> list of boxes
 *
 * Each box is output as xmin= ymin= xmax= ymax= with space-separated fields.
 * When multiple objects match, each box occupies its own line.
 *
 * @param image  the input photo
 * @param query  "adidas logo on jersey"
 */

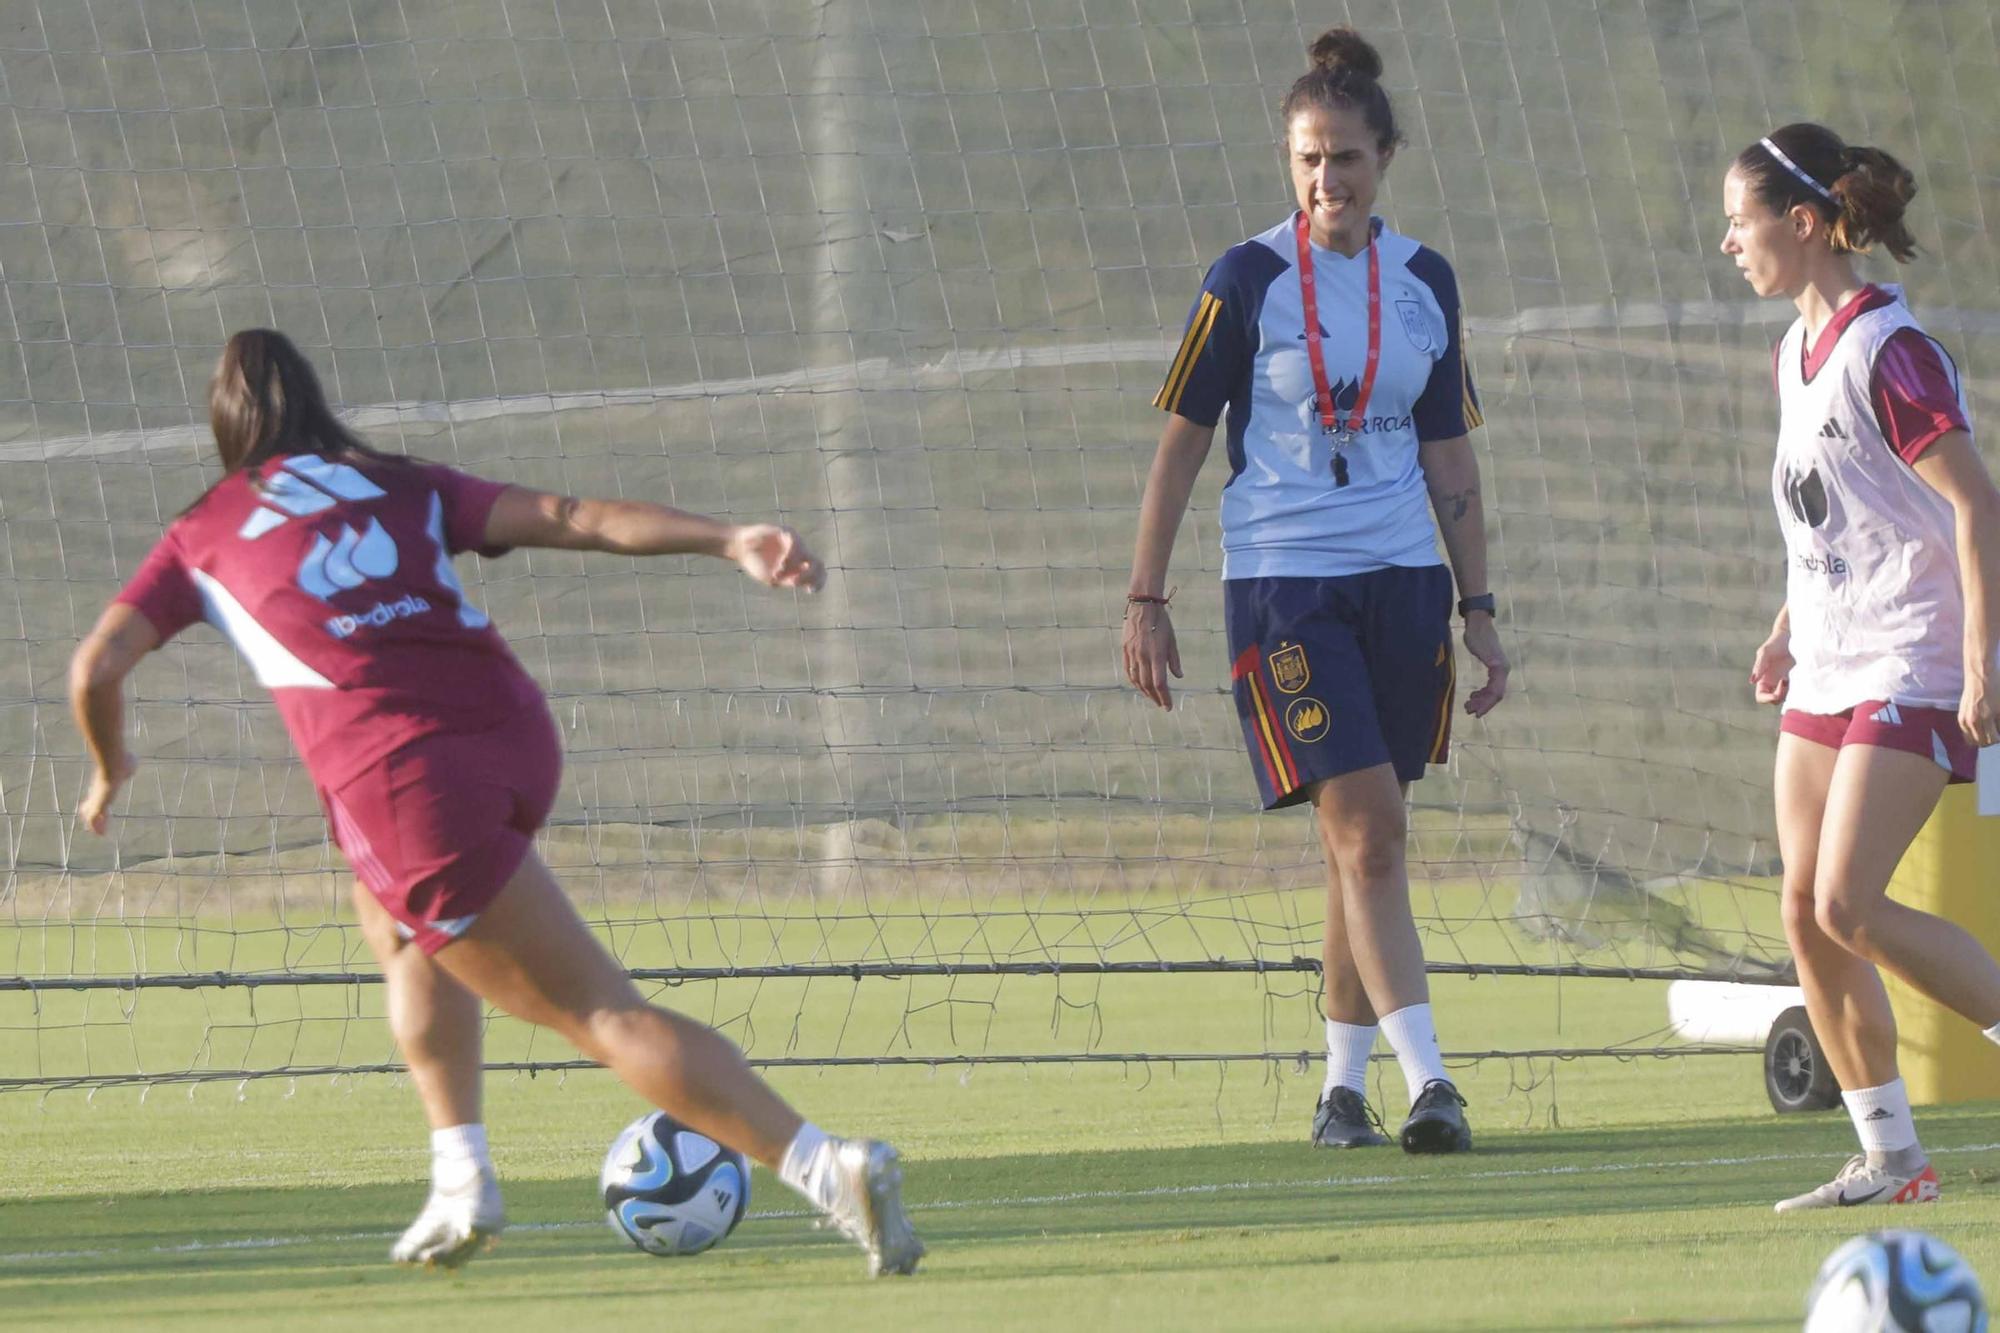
xmin=238 ymin=456 xmax=386 ymax=539
xmin=1818 ymin=419 xmax=1848 ymax=440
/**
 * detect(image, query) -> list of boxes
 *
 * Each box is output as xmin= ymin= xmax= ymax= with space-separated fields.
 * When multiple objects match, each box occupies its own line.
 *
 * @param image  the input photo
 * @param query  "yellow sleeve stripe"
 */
xmin=1154 ymin=291 xmax=1222 ymax=414
xmin=1459 ymin=313 xmax=1484 ymax=431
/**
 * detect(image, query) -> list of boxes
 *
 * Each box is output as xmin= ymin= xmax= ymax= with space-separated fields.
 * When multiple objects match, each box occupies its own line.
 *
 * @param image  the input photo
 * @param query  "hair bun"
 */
xmin=1308 ymin=26 xmax=1383 ymax=81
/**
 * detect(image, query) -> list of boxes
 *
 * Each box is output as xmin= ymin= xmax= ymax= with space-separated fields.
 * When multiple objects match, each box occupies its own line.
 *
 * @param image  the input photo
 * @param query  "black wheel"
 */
xmin=1765 ymin=1005 xmax=1841 ymax=1113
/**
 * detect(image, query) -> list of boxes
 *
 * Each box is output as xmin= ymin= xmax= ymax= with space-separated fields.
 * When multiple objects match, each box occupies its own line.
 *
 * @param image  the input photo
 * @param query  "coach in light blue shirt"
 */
xmin=1189 ymin=211 xmax=1479 ymax=578
xmin=1122 ymin=26 xmax=1508 ymax=1161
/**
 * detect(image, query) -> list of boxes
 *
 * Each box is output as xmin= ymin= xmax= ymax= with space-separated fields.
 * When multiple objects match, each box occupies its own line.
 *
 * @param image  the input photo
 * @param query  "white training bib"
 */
xmin=1774 ymin=287 xmax=1966 ymax=715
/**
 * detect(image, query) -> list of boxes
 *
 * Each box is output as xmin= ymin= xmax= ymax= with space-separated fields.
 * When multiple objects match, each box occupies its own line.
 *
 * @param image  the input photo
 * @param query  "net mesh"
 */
xmin=2 ymin=0 xmax=1995 ymax=1089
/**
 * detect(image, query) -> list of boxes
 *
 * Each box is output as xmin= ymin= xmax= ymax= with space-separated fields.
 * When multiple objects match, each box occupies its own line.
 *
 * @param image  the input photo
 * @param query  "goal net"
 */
xmin=3 ymin=0 xmax=1994 ymax=1093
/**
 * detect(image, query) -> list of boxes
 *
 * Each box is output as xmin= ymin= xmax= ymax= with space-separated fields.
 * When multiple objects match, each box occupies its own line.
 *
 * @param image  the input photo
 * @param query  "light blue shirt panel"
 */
xmin=1218 ymin=219 xmax=1450 ymax=580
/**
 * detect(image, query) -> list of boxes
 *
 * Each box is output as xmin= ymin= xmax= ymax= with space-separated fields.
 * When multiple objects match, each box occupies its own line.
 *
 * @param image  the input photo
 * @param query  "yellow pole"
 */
xmin=1882 ymin=783 xmax=2000 ymax=1105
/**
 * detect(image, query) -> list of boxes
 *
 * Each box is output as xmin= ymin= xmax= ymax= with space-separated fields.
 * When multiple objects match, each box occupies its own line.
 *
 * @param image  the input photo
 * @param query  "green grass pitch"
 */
xmin=5 ymin=963 xmax=1999 ymax=1330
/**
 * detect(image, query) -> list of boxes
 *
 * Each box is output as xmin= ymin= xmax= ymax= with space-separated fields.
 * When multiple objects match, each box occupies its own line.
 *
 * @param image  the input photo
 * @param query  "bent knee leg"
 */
xmin=1813 ymin=890 xmax=1880 ymax=955
xmin=1780 ymin=881 xmax=1822 ymax=947
xmin=580 ymin=1002 xmax=738 ymax=1074
xmin=1325 ymin=822 xmax=1407 ymax=888
xmin=582 ymin=1003 xmax=651 ymax=1050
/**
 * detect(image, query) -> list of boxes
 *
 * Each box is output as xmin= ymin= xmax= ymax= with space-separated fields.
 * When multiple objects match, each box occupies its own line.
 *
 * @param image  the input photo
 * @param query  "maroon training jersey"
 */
xmin=116 ymin=453 xmax=545 ymax=790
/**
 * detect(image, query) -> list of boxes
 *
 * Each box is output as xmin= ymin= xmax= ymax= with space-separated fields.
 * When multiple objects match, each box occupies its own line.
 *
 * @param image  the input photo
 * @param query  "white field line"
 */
xmin=5 ymin=1139 xmax=2000 ymax=1267
xmin=10 ymin=301 xmax=1997 ymax=464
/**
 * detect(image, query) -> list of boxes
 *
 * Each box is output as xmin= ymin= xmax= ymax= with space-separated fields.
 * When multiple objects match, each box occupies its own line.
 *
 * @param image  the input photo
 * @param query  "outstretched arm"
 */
xmin=482 ymin=489 xmax=826 ymax=592
xmin=69 ymin=603 xmax=161 ymax=834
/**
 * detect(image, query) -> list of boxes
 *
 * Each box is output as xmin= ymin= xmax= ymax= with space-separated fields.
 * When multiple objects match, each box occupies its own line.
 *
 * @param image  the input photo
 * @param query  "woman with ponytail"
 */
xmin=1124 ymin=28 xmax=1507 ymax=1155
xmin=1723 ymin=123 xmax=2000 ymax=1211
xmin=68 ymin=329 xmax=923 ymax=1274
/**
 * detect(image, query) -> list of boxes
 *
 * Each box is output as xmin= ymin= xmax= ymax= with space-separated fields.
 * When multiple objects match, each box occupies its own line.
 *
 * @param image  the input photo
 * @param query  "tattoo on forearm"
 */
xmin=1441 ymin=487 xmax=1478 ymax=523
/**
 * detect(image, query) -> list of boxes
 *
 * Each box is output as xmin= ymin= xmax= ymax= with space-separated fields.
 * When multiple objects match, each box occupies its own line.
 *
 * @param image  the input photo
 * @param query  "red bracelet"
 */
xmin=1126 ymin=591 xmax=1173 ymax=606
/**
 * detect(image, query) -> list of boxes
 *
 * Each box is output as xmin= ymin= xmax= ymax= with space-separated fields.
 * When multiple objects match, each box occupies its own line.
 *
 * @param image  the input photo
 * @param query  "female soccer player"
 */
xmin=1723 ymin=123 xmax=2000 ymax=1211
xmin=1123 ymin=28 xmax=1507 ymax=1154
xmin=69 ymin=329 xmax=924 ymax=1275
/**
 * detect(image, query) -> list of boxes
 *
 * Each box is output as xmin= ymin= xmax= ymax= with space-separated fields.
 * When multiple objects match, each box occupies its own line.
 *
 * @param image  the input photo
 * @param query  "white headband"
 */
xmin=1759 ymin=136 xmax=1836 ymax=204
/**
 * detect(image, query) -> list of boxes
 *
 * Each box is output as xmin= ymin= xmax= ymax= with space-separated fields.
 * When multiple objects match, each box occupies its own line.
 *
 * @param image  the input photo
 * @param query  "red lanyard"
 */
xmin=1294 ymin=210 xmax=1381 ymax=449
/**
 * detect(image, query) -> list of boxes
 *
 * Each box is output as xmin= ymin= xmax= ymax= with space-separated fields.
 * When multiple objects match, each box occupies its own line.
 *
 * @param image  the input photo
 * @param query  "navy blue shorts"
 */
xmin=1224 ymin=568 xmax=1455 ymax=808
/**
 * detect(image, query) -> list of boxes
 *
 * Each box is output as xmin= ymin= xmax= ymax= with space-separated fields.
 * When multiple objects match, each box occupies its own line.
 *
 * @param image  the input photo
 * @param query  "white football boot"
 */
xmin=1773 ymin=1154 xmax=1940 ymax=1213
xmin=391 ymin=1163 xmax=506 ymax=1268
xmin=803 ymin=1138 xmax=925 ymax=1277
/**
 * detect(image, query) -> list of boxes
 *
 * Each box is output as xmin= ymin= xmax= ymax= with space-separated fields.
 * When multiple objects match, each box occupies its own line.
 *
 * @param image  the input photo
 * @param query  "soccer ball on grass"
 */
xmin=601 ymin=1110 xmax=750 ymax=1257
xmin=1804 ymin=1230 xmax=1986 ymax=1333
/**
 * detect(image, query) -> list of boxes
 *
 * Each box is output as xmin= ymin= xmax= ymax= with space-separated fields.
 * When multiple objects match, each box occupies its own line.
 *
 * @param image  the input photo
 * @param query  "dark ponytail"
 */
xmin=1828 ymin=144 xmax=1920 ymax=262
xmin=1734 ymin=123 xmax=1920 ymax=262
xmin=208 ymin=328 xmax=394 ymax=477
xmin=183 ymin=328 xmax=405 ymax=514
xmin=1280 ymin=27 xmax=1401 ymax=153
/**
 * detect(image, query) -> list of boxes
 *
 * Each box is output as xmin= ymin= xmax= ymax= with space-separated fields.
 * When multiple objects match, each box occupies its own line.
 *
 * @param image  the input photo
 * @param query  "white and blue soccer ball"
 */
xmin=1805 ymin=1230 xmax=1987 ymax=1333
xmin=601 ymin=1111 xmax=750 ymax=1257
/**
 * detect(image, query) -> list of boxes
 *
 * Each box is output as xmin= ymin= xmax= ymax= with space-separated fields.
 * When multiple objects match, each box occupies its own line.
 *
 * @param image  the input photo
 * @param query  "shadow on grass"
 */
xmin=4 ymin=1110 xmax=1999 ymax=1323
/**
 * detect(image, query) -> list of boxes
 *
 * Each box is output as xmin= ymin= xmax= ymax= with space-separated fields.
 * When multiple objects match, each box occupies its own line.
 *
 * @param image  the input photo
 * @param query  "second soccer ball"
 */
xmin=1804 ymin=1230 xmax=1986 ymax=1333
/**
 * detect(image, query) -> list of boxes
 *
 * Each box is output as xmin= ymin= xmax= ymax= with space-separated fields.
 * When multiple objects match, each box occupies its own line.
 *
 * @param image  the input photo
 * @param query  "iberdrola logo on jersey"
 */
xmin=1285 ymin=697 xmax=1330 ymax=743
xmin=297 ymin=519 xmax=399 ymax=600
xmin=1782 ymin=462 xmax=1829 ymax=529
xmin=1295 ymin=377 xmax=1414 ymax=437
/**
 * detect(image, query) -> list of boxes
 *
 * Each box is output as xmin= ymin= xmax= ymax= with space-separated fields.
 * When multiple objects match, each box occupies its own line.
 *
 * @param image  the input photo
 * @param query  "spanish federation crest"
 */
xmin=1269 ymin=642 xmax=1310 ymax=694
xmin=1396 ymin=298 xmax=1436 ymax=354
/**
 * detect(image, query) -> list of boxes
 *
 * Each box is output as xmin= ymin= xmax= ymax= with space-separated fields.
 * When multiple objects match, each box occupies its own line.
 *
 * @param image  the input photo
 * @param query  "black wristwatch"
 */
xmin=1457 ymin=593 xmax=1496 ymax=618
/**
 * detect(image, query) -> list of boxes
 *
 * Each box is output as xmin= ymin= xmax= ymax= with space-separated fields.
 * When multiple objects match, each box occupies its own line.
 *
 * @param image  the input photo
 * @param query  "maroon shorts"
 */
xmin=322 ymin=710 xmax=562 ymax=954
xmin=1781 ymin=700 xmax=1975 ymax=783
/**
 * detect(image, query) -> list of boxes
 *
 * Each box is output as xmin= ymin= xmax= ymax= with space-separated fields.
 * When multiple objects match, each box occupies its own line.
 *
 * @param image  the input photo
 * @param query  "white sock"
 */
xmin=1378 ymin=1003 xmax=1451 ymax=1107
xmin=1842 ymin=1078 xmax=1920 ymax=1156
xmin=1322 ymin=1020 xmax=1377 ymax=1100
xmin=778 ymin=1122 xmax=831 ymax=1200
xmin=431 ymin=1122 xmax=491 ymax=1189
xmin=1983 ymin=1020 xmax=2000 ymax=1049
